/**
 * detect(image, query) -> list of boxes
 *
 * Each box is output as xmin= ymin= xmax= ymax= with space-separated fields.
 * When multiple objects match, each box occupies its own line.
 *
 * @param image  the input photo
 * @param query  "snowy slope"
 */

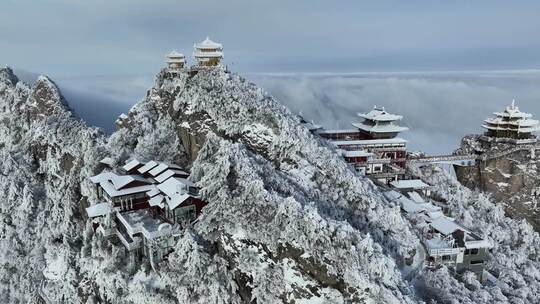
xmin=1 ymin=65 xmax=539 ymax=303
xmin=105 ymin=68 xmax=419 ymax=303
xmin=0 ymin=67 xmax=106 ymax=303
xmin=413 ymin=165 xmax=540 ymax=303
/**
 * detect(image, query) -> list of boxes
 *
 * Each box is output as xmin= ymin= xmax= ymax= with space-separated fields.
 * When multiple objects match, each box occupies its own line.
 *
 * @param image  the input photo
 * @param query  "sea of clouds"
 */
xmin=18 ymin=69 xmax=540 ymax=155
xmin=251 ymin=70 xmax=540 ymax=154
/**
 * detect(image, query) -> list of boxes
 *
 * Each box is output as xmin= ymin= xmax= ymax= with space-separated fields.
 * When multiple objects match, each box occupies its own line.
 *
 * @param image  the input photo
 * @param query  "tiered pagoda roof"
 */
xmin=358 ymin=107 xmax=404 ymax=121
xmin=352 ymin=106 xmax=409 ymax=136
xmin=194 ymin=37 xmax=224 ymax=59
xmin=482 ymin=100 xmax=540 ymax=137
xmin=166 ymin=50 xmax=185 ymax=64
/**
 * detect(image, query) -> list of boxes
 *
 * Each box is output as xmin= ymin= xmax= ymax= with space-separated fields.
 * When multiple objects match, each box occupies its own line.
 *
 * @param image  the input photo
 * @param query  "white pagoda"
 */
xmin=165 ymin=50 xmax=186 ymax=71
xmin=482 ymin=100 xmax=540 ymax=143
xmin=193 ymin=37 xmax=223 ymax=67
xmin=353 ymin=106 xmax=409 ymax=139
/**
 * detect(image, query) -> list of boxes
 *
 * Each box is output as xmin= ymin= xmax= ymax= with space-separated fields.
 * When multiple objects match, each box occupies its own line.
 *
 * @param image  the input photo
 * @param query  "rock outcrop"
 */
xmin=455 ymin=134 xmax=540 ymax=231
xmin=0 ymin=66 xmax=106 ymax=303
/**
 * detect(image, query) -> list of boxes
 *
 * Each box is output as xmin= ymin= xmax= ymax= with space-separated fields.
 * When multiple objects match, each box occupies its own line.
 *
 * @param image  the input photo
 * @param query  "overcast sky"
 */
xmin=3 ymin=1 xmax=540 ymax=154
xmin=2 ymin=0 xmax=540 ymax=76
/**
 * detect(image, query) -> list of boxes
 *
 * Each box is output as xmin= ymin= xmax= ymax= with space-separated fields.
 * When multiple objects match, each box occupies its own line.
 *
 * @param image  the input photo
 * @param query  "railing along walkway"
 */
xmin=408 ymin=154 xmax=476 ymax=163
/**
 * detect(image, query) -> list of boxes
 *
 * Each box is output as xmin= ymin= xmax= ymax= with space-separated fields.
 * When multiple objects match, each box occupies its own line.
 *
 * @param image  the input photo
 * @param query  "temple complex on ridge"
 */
xmin=309 ymin=105 xmax=491 ymax=281
xmin=86 ymin=159 xmax=207 ymax=270
xmin=481 ymin=100 xmax=540 ymax=144
xmin=317 ymin=106 xmax=409 ymax=183
xmin=163 ymin=37 xmax=224 ymax=73
xmin=193 ymin=37 xmax=224 ymax=67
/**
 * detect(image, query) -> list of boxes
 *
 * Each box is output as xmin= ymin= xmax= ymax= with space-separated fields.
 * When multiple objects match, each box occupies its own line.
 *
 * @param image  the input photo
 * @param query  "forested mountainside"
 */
xmin=0 ymin=66 xmax=539 ymax=303
xmin=455 ymin=134 xmax=540 ymax=232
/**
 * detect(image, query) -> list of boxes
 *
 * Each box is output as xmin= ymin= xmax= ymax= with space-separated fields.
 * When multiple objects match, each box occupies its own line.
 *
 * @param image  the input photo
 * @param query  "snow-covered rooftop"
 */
xmin=117 ymin=209 xmax=177 ymax=239
xmin=167 ymin=50 xmax=185 ymax=58
xmin=99 ymin=157 xmax=114 ymax=166
xmin=122 ymin=159 xmax=142 ymax=172
xmin=482 ymin=100 xmax=540 ymax=135
xmin=384 ymin=190 xmax=402 ymax=201
xmin=358 ymin=106 xmax=404 ymax=122
xmin=90 ymin=172 xmax=154 ymax=197
xmin=89 ymin=158 xmax=195 ymax=215
xmin=110 ymin=174 xmax=150 ymax=190
xmin=157 ymin=177 xmax=187 ymax=196
xmin=157 ymin=177 xmax=193 ymax=210
xmin=385 ymin=190 xmax=441 ymax=215
xmin=484 ymin=117 xmax=539 ymax=127
xmin=194 ymin=37 xmax=223 ymax=50
xmin=89 ymin=172 xmax=108 ymax=184
xmin=407 ymin=191 xmax=425 ymax=203
xmin=149 ymin=163 xmax=169 ymax=177
xmin=166 ymin=193 xmax=191 ymax=210
xmin=482 ymin=118 xmax=540 ymax=133
xmin=429 ymin=217 xmax=467 ymax=236
xmin=137 ymin=160 xmax=159 ymax=174
xmin=155 ymin=169 xmax=175 ymax=183
xmin=426 ymin=210 xmax=445 ymax=219
xmin=390 ymin=179 xmax=430 ymax=190
xmin=351 ymin=121 xmax=409 ymax=134
xmin=86 ymin=202 xmax=111 ymax=218
xmin=146 ymin=186 xmax=160 ymax=198
xmin=464 ymin=239 xmax=492 ymax=249
xmin=101 ymin=181 xmax=154 ymax=198
xmin=397 ymin=195 xmax=441 ymax=214
xmin=493 ymin=100 xmax=533 ymax=119
xmin=149 ymin=194 xmax=165 ymax=208
xmin=399 ymin=196 xmax=427 ymax=213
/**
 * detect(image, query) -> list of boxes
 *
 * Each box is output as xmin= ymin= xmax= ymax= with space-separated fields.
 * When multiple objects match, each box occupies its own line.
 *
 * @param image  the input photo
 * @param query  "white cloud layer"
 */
xmin=19 ymin=68 xmax=540 ymax=154
xmin=250 ymin=71 xmax=540 ymax=154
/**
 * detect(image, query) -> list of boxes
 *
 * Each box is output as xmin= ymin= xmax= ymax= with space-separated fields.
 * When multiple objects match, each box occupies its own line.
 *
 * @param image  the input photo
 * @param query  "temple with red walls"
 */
xmin=86 ymin=158 xmax=207 ymax=270
xmin=316 ymin=106 xmax=409 ymax=182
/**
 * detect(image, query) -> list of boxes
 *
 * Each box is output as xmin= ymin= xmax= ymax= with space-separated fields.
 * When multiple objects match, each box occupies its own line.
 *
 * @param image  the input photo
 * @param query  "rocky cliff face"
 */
xmin=0 ymin=67 xmax=106 ymax=303
xmin=455 ymin=134 xmax=540 ymax=231
xmin=1 ymin=66 xmax=539 ymax=304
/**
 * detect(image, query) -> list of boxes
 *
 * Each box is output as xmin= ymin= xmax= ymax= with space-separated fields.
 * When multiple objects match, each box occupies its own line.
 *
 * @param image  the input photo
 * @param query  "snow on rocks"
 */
xmin=3 ymin=64 xmax=538 ymax=303
xmin=0 ymin=67 xmax=107 ymax=303
xmin=109 ymin=68 xmax=420 ymax=302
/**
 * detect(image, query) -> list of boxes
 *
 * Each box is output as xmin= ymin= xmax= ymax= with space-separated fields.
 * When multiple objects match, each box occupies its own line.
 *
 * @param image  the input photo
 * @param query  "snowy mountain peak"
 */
xmin=0 ymin=69 xmax=81 ymax=135
xmin=0 ymin=66 xmax=19 ymax=89
xmin=23 ymin=73 xmax=73 ymax=119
